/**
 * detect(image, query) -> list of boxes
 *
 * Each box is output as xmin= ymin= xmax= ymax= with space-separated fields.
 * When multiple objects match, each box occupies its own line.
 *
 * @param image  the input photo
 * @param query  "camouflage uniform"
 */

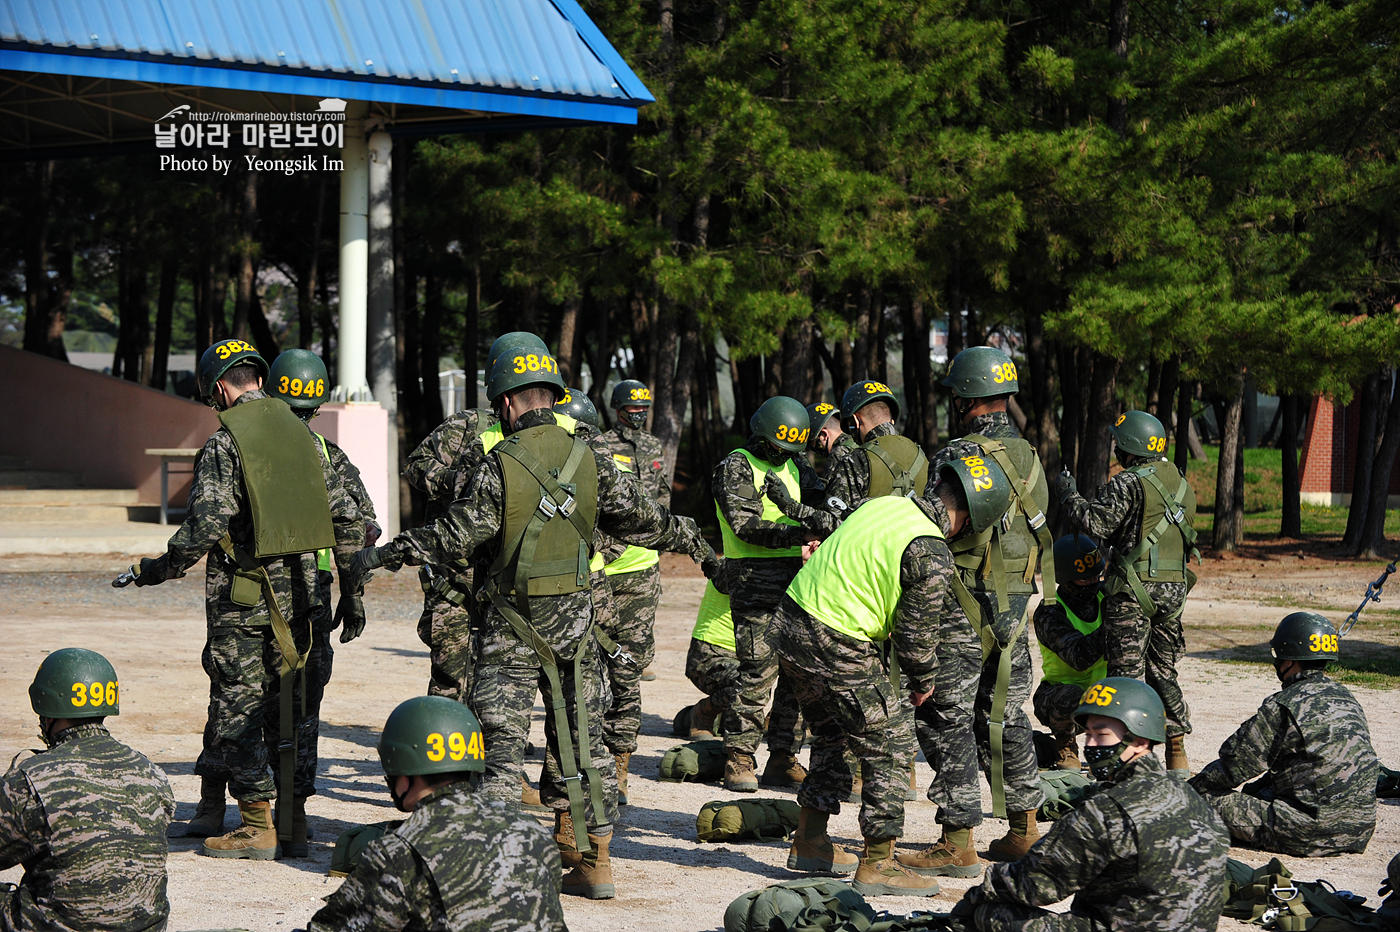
xmin=685 ymin=632 xmax=804 ymax=753
xmin=0 ymin=723 xmax=175 ymax=932
xmin=713 ymin=438 xmax=819 ymax=756
xmin=1061 ymin=462 xmax=1192 ymax=737
xmin=306 ymin=782 xmax=566 ymax=932
xmin=821 ymin=421 xmax=900 ymax=518
xmin=378 ymin=407 xmax=710 ymax=831
xmin=147 ymin=389 xmax=363 ymax=803
xmin=916 ymin=412 xmax=1044 ymax=824
xmin=1031 ymin=590 xmax=1105 ymax=736
xmin=769 ymin=496 xmax=956 ymax=841
xmin=956 ymin=754 xmax=1228 ymax=932
xmin=1188 ymin=669 xmax=1379 ymax=857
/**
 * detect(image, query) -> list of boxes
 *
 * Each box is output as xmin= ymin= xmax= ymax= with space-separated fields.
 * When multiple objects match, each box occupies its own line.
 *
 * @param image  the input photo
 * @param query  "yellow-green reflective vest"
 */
xmin=787 ymin=497 xmax=943 ymax=642
xmin=716 ymin=448 xmax=802 ymax=559
xmin=313 ymin=432 xmax=333 ymax=572
xmin=690 ymin=581 xmax=734 ymax=651
xmin=604 ymin=453 xmax=660 ymax=576
xmin=1037 ymin=593 xmax=1108 ymax=689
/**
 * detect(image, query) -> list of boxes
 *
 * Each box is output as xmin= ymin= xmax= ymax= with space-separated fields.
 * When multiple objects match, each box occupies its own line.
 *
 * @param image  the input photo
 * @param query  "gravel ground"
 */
xmin=1 ymin=549 xmax=1396 ymax=931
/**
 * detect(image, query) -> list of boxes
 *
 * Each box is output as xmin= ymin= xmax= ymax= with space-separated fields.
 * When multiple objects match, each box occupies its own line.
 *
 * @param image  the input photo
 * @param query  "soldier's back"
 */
xmin=1273 ymin=673 xmax=1378 ymax=830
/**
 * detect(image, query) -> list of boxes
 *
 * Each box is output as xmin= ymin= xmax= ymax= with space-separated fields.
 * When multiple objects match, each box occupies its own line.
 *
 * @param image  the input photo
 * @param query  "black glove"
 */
xmin=349 ymin=546 xmax=384 ymax=585
xmin=334 ymin=593 xmax=366 ymax=643
xmin=700 ymin=548 xmax=725 ymax=582
xmin=132 ymin=556 xmax=163 ymax=588
xmin=763 ymin=472 xmax=803 ymax=520
xmin=1054 ymin=470 xmax=1079 ymax=503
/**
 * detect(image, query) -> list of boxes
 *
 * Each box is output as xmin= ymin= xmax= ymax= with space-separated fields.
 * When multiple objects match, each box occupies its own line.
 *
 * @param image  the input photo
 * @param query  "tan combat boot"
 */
xmin=1053 ymin=732 xmax=1082 ymax=771
xmin=853 ymin=838 xmax=941 ymax=897
xmin=1166 ymin=735 xmax=1189 ymax=775
xmin=897 ymin=827 xmax=982 ymax=877
xmin=616 ymin=752 xmax=632 ymax=806
xmin=561 ymin=831 xmax=616 ymax=899
xmin=760 ymin=750 xmax=808 ymax=789
xmin=521 ymin=774 xmax=551 ymax=814
xmin=690 ymin=696 xmax=719 ymax=738
xmin=786 ymin=807 xmax=858 ymax=874
xmin=986 ymin=810 xmax=1040 ymax=861
xmin=203 ymin=799 xmax=278 ymax=860
xmin=724 ymin=750 xmax=759 ymax=793
xmin=554 ymin=810 xmax=582 ymax=871
xmin=182 ymin=776 xmax=227 ymax=838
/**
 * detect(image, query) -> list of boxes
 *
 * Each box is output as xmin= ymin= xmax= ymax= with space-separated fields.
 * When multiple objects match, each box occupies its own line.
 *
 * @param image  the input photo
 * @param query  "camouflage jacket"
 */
xmin=1032 ymin=588 xmax=1105 ymax=672
xmin=927 ymin=410 xmax=1020 ymax=480
xmin=0 ymin=723 xmax=175 ymax=932
xmin=1061 ymin=456 xmax=1185 ymax=557
xmin=307 ymin=782 xmax=565 ymax=932
xmin=1190 ymin=670 xmax=1379 ymax=843
xmin=972 ymin=753 xmax=1228 ymax=932
xmin=320 ymin=434 xmax=378 ymax=535
xmin=402 ymin=407 xmax=499 ymax=524
xmin=593 ymin=423 xmax=669 ymax=508
xmin=149 ymin=390 xmax=365 ymax=630
xmin=714 ymin=437 xmax=824 ymax=551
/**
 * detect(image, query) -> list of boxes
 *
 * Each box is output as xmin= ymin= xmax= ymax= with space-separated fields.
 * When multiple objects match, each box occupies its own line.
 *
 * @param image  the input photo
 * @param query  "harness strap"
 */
xmin=864 ymin=442 xmax=927 ymax=498
xmin=965 ymin=434 xmax=1056 ymax=594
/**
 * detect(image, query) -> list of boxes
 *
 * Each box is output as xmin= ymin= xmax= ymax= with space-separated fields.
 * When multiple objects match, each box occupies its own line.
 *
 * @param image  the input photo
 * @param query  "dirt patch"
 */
xmin=1 ymin=547 xmax=1397 ymax=931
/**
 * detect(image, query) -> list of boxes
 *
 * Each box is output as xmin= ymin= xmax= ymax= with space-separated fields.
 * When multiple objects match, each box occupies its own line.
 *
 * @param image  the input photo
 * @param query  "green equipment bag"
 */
xmin=1037 ymin=768 xmax=1096 ymax=821
xmin=724 ymin=879 xmax=869 ymax=932
xmin=659 ymin=738 xmax=727 ymax=783
xmin=697 ymin=798 xmax=802 ymax=843
xmin=1376 ymin=765 xmax=1400 ymax=798
xmin=1222 ymin=857 xmax=1385 ymax=931
xmin=329 ymin=820 xmax=403 ymax=877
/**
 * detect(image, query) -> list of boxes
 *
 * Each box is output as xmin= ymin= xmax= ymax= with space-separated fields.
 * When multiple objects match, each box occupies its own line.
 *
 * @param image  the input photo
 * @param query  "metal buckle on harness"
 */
xmin=1028 ymin=511 xmax=1046 ymax=531
xmin=558 ymin=495 xmax=576 ymax=517
xmin=1000 ymin=511 xmax=1013 ymax=533
xmin=277 ymin=740 xmax=295 ymax=754
xmin=607 ymin=643 xmax=634 ymax=665
xmin=1168 ymin=506 xmax=1185 ymax=525
xmin=1271 ymin=882 xmax=1299 ymax=902
xmin=537 ymin=493 xmax=577 ymax=520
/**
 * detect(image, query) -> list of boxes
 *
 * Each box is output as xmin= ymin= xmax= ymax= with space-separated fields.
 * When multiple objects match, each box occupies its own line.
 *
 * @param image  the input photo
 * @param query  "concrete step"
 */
xmin=0 ymin=520 xmax=173 ymax=555
xmin=0 ymin=503 xmax=160 ymax=523
xmin=0 ymin=488 xmax=140 ymax=504
xmin=0 ymin=469 xmax=86 ymax=489
xmin=0 ymin=455 xmax=29 ymax=470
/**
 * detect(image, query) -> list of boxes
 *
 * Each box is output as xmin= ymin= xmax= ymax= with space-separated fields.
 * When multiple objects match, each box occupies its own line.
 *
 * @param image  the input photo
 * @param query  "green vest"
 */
xmin=312 ymin=433 xmax=333 ymax=572
xmin=787 ymin=497 xmax=944 ymax=642
xmin=716 ymin=448 xmax=803 ymax=559
xmin=949 ymin=434 xmax=1048 ymax=599
xmin=603 ymin=453 xmax=660 ymax=576
xmin=1038 ymin=593 xmax=1108 ymax=689
xmin=491 ymin=423 xmax=598 ymax=599
xmin=218 ymin=398 xmax=335 ymax=558
xmin=1122 ymin=464 xmax=1197 ymax=583
xmin=862 ymin=434 xmax=929 ymax=499
xmin=690 ymin=581 xmax=735 ymax=651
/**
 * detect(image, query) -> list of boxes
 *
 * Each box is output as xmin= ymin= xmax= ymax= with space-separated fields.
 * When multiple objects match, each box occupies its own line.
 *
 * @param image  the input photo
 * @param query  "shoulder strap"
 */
xmin=962 ymin=434 xmax=1055 ymax=593
xmin=864 ymin=440 xmax=919 ymax=497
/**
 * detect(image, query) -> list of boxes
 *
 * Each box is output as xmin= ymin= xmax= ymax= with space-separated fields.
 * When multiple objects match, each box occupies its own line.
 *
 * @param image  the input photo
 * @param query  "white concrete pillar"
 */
xmin=336 ymin=101 xmax=371 ymax=401
xmin=367 ymin=130 xmax=399 ymax=534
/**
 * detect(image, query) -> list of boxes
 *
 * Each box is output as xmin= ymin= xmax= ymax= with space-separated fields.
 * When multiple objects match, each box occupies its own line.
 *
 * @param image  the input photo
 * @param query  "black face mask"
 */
xmin=766 ymin=444 xmax=792 ymax=466
xmin=619 ymin=409 xmax=648 ymax=430
xmin=1084 ymin=741 xmax=1130 ymax=782
xmin=1059 ymin=582 xmax=1102 ymax=619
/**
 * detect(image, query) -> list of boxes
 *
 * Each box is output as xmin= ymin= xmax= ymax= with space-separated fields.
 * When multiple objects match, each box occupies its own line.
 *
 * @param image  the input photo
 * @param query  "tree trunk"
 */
xmin=1213 ymin=371 xmax=1246 ymax=552
xmin=421 ymin=272 xmax=444 ymax=431
xmin=21 ymin=162 xmax=72 ymax=362
xmin=557 ymin=292 xmax=582 ymax=386
xmin=1107 ymin=0 xmax=1130 ymax=136
xmin=1057 ymin=341 xmax=1082 ymax=478
xmin=1280 ymin=394 xmax=1301 ymax=538
xmin=231 ymin=155 xmax=260 ymax=344
xmin=1157 ymin=356 xmax=1180 ymax=437
xmin=1175 ymin=376 xmax=1193 ymax=473
xmin=1342 ymin=371 xmax=1383 ymax=551
xmin=1145 ymin=358 xmax=1162 ymax=418
xmin=587 ymin=296 xmax=613 ymax=425
xmin=732 ymin=355 xmax=762 ymax=435
xmin=462 ymin=262 xmax=481 ymax=412
xmin=1077 ymin=352 xmax=1119 ymax=494
xmin=150 ymin=258 xmax=177 ymax=391
xmin=1231 ymin=429 xmax=1245 ymax=545
xmin=1359 ymin=371 xmax=1400 ymax=559
xmin=1023 ymin=317 xmax=1058 ymax=471
xmin=317 ymin=272 xmax=334 ymax=377
xmin=781 ymin=316 xmax=815 ymax=401
xmin=300 ymin=176 xmax=327 ymax=350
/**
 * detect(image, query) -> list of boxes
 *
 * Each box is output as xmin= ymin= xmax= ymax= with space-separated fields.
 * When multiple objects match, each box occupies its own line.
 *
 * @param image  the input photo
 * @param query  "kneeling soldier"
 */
xmin=1189 ymin=612 xmax=1379 ymax=857
xmin=2 ymin=649 xmax=175 ymax=932
xmin=1032 ymin=535 xmax=1107 ymax=771
xmin=948 ymin=677 xmax=1228 ymax=932
xmin=772 ymin=456 xmax=1011 ymax=897
xmin=307 ymin=696 xmax=566 ymax=932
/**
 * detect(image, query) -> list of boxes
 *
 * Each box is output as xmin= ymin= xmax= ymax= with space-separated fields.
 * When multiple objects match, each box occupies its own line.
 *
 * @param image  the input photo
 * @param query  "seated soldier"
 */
xmin=948 ymin=677 xmax=1228 ymax=932
xmin=1032 ymin=534 xmax=1107 ymax=771
xmin=1 ymin=649 xmax=175 ymax=932
xmin=1189 ymin=612 xmax=1379 ymax=857
xmin=306 ymin=696 xmax=566 ymax=932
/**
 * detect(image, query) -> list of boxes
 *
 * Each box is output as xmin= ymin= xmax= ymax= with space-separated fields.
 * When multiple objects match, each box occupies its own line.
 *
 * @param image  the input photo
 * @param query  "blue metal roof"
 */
xmin=0 ymin=0 xmax=653 ymax=126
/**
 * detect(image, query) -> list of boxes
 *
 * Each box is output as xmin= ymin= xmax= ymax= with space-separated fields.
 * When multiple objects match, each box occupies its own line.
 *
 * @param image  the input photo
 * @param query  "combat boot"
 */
xmin=986 ymin=810 xmax=1039 ymax=861
xmin=203 ymin=799 xmax=278 ymax=860
xmin=1053 ymin=732 xmax=1082 ymax=771
xmin=521 ymin=774 xmax=551 ymax=814
xmin=690 ymin=695 xmax=719 ymax=738
xmin=897 ymin=828 xmax=981 ymax=877
xmin=760 ymin=750 xmax=808 ymax=789
xmin=786 ymin=807 xmax=858 ymax=874
xmin=1166 ymin=735 xmax=1189 ymax=775
xmin=724 ymin=750 xmax=759 ymax=793
xmin=182 ymin=776 xmax=227 ymax=838
xmin=853 ymin=838 xmax=941 ymax=897
xmin=561 ymin=831 xmax=616 ymax=899
xmin=282 ymin=796 xmax=309 ymax=858
xmin=616 ymin=752 xmax=632 ymax=806
xmin=554 ymin=810 xmax=583 ymax=871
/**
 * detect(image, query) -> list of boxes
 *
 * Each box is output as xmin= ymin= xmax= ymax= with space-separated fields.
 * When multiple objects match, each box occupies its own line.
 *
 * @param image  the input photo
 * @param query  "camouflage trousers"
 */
xmin=685 ymin=638 xmax=804 ymax=754
xmin=721 ymin=556 xmax=803 ymax=755
xmin=916 ymin=593 xmax=1043 ymax=828
xmin=1195 ymin=776 xmax=1375 ymax=858
xmin=966 ymin=901 xmax=1092 ymax=932
xmin=1103 ymin=581 xmax=1191 ymax=736
xmin=470 ymin=591 xmax=617 ymax=833
xmin=415 ymin=567 xmax=478 ymax=702
xmin=772 ymin=601 xmax=911 ymax=840
xmin=195 ymin=625 xmax=279 ymax=802
xmin=600 ymin=565 xmax=661 ymax=755
xmin=1033 ymin=681 xmax=1087 ymax=737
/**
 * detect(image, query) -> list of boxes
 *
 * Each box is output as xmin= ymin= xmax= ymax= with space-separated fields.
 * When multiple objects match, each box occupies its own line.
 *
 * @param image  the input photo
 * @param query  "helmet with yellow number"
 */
xmin=30 ymin=648 xmax=120 ymax=719
xmin=196 ymin=339 xmax=268 ymax=404
xmin=486 ymin=348 xmax=567 ymax=403
xmin=1270 ymin=611 xmax=1339 ymax=663
xmin=377 ymin=696 xmax=486 ymax=776
xmin=554 ymin=387 xmax=600 ymax=428
xmin=750 ymin=396 xmax=810 ymax=452
xmin=1053 ymin=534 xmax=1104 ymax=585
xmin=268 ymin=349 xmax=330 ymax=411
xmin=941 ymin=346 xmax=1018 ymax=398
xmin=841 ymin=380 xmax=900 ymax=423
xmin=1109 ymin=410 xmax=1169 ymax=458
xmin=1072 ymin=676 xmax=1167 ymax=744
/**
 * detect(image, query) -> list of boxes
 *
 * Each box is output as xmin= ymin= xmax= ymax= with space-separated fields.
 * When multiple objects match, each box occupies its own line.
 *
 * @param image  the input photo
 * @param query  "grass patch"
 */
xmin=1212 ymin=646 xmax=1400 ymax=689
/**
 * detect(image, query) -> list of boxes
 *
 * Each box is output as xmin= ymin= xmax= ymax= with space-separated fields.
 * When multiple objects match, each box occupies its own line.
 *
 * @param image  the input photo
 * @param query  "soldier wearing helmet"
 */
xmin=775 ymin=456 xmax=1012 ymax=897
xmin=908 ymin=346 xmax=1052 ymax=867
xmin=1188 ymin=613 xmax=1379 ymax=857
xmin=711 ymin=395 xmax=828 ymax=793
xmin=1032 ymin=534 xmax=1109 ymax=771
xmin=116 ymin=338 xmax=365 ymax=862
xmin=1 ymin=649 xmax=175 ymax=931
xmin=350 ymin=348 xmax=719 ymax=900
xmin=815 ymin=380 xmax=928 ymax=520
xmin=305 ymin=697 xmax=565 ymax=932
xmin=948 ymin=676 xmax=1229 ymax=932
xmin=1055 ymin=409 xmax=1199 ymax=774
xmin=806 ymin=401 xmax=852 ymax=457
